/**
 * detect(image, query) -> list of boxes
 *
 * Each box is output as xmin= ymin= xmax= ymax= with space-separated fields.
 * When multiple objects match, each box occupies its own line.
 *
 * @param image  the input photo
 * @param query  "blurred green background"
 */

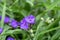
xmin=0 ymin=0 xmax=60 ymax=40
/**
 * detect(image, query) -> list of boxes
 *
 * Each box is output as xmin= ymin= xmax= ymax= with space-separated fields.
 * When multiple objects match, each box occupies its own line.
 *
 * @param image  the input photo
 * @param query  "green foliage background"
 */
xmin=0 ymin=0 xmax=60 ymax=40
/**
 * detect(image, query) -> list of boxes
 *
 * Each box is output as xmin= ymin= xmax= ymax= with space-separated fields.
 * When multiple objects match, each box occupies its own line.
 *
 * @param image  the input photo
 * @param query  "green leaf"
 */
xmin=26 ymin=0 xmax=34 ymax=7
xmin=51 ymin=29 xmax=60 ymax=40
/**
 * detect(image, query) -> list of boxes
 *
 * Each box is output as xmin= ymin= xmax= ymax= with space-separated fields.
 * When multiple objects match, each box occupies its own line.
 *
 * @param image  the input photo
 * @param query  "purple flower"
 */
xmin=0 ymin=16 xmax=1 ymax=20
xmin=10 ymin=19 xmax=18 ymax=28
xmin=0 ymin=27 xmax=3 ymax=34
xmin=4 ymin=17 xmax=10 ymax=23
xmin=25 ymin=15 xmax=35 ymax=24
xmin=20 ymin=19 xmax=29 ymax=30
xmin=0 ymin=16 xmax=10 ymax=23
xmin=6 ymin=36 xmax=15 ymax=40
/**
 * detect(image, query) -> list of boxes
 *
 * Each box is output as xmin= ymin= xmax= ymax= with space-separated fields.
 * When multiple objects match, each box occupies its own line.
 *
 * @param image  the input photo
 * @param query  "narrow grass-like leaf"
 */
xmin=1 ymin=0 xmax=6 ymax=28
xmin=34 ymin=26 xmax=60 ymax=40
xmin=34 ymin=16 xmax=60 ymax=40
xmin=51 ymin=29 xmax=60 ymax=40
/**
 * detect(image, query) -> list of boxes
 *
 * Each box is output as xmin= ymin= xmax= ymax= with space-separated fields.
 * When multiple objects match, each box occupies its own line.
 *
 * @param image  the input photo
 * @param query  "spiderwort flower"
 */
xmin=0 ymin=27 xmax=3 ymax=34
xmin=6 ymin=36 xmax=15 ymax=40
xmin=0 ymin=16 xmax=1 ymax=20
xmin=20 ymin=19 xmax=29 ymax=30
xmin=0 ymin=16 xmax=10 ymax=23
xmin=25 ymin=15 xmax=35 ymax=24
xmin=4 ymin=17 xmax=10 ymax=23
xmin=10 ymin=19 xmax=18 ymax=28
